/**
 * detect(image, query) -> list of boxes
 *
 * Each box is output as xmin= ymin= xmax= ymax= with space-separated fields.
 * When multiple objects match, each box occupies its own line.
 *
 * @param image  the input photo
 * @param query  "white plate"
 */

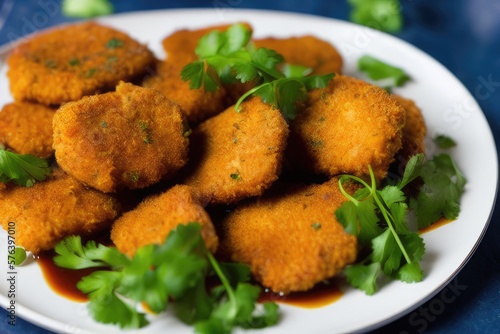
xmin=0 ymin=8 xmax=497 ymax=334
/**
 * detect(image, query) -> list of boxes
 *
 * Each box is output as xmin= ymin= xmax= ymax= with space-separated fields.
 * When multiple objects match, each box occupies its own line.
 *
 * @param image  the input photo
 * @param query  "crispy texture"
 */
xmin=162 ymin=23 xmax=252 ymax=65
xmin=53 ymin=82 xmax=189 ymax=193
xmin=287 ymin=75 xmax=406 ymax=181
xmin=393 ymin=95 xmax=427 ymax=161
xmin=0 ymin=102 xmax=55 ymax=158
xmin=253 ymin=35 xmax=343 ymax=74
xmin=220 ymin=178 xmax=358 ymax=294
xmin=0 ymin=168 xmax=121 ymax=254
xmin=7 ymin=21 xmax=156 ymax=105
xmin=111 ymin=185 xmax=218 ymax=257
xmin=182 ymin=96 xmax=289 ymax=204
xmin=143 ymin=61 xmax=227 ymax=124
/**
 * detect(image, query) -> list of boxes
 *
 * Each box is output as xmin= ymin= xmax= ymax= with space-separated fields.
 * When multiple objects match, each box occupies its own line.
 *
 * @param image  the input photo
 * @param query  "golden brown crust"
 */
xmin=253 ymin=35 xmax=343 ymax=75
xmin=0 ymin=168 xmax=121 ymax=254
xmin=53 ymin=82 xmax=189 ymax=193
xmin=287 ymin=75 xmax=406 ymax=181
xmin=7 ymin=21 xmax=156 ymax=105
xmin=111 ymin=185 xmax=218 ymax=257
xmin=181 ymin=96 xmax=289 ymax=204
xmin=393 ymin=94 xmax=427 ymax=161
xmin=0 ymin=102 xmax=55 ymax=158
xmin=143 ymin=61 xmax=227 ymax=124
xmin=220 ymin=177 xmax=358 ymax=294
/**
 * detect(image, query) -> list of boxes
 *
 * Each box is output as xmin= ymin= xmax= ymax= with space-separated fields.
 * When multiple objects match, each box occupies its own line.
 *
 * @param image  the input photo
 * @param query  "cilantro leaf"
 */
xmin=54 ymin=222 xmax=279 ymax=332
xmin=358 ymin=55 xmax=410 ymax=87
xmin=434 ymin=134 xmax=457 ymax=149
xmin=181 ymin=23 xmax=335 ymax=120
xmin=410 ymin=154 xmax=466 ymax=228
xmin=344 ymin=263 xmax=381 ymax=295
xmin=62 ymin=0 xmax=113 ymax=18
xmin=54 ymin=235 xmax=130 ymax=270
xmin=0 ymin=149 xmax=52 ymax=187
xmin=348 ymin=0 xmax=403 ymax=33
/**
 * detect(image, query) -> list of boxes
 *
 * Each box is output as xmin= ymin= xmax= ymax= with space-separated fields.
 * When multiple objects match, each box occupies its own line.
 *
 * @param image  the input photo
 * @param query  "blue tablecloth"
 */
xmin=1 ymin=0 xmax=499 ymax=333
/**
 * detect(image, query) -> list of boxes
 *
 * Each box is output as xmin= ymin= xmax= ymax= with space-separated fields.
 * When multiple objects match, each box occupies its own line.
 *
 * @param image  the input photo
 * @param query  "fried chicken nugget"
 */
xmin=219 ymin=177 xmax=358 ymax=294
xmin=7 ymin=22 xmax=155 ymax=105
xmin=182 ymin=96 xmax=289 ymax=204
xmin=287 ymin=75 xmax=406 ymax=181
xmin=53 ymin=82 xmax=189 ymax=193
xmin=0 ymin=102 xmax=55 ymax=158
xmin=0 ymin=168 xmax=121 ymax=254
xmin=393 ymin=95 xmax=427 ymax=161
xmin=143 ymin=61 xmax=227 ymax=124
xmin=253 ymin=35 xmax=343 ymax=74
xmin=111 ymin=185 xmax=218 ymax=257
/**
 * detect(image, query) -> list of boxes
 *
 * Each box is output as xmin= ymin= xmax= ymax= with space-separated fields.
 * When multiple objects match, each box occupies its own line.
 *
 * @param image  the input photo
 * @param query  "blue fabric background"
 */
xmin=1 ymin=0 xmax=499 ymax=333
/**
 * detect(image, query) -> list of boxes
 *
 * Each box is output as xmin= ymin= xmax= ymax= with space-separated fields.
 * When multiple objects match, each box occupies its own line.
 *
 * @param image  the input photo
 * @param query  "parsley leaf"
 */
xmin=0 ymin=149 xmax=52 ymax=187
xmin=54 ymin=222 xmax=279 ymax=331
xmin=181 ymin=23 xmax=334 ymax=120
xmin=358 ymin=55 xmax=410 ymax=88
xmin=348 ymin=0 xmax=403 ymax=33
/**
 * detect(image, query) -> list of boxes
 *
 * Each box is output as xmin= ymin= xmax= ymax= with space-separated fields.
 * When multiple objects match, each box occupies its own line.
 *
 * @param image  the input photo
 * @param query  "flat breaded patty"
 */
xmin=287 ymin=75 xmax=406 ymax=181
xmin=393 ymin=95 xmax=427 ymax=161
xmin=0 ymin=101 xmax=55 ymax=158
xmin=111 ymin=185 xmax=218 ymax=257
xmin=7 ymin=21 xmax=155 ymax=105
xmin=143 ymin=61 xmax=227 ymax=124
xmin=219 ymin=177 xmax=358 ymax=294
xmin=182 ymin=96 xmax=289 ymax=204
xmin=53 ymin=82 xmax=189 ymax=193
xmin=0 ymin=168 xmax=121 ymax=254
xmin=253 ymin=35 xmax=343 ymax=74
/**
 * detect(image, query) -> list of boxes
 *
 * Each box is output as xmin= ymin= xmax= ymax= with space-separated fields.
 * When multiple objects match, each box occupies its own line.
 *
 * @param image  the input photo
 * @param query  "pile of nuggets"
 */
xmin=0 ymin=21 xmax=426 ymax=294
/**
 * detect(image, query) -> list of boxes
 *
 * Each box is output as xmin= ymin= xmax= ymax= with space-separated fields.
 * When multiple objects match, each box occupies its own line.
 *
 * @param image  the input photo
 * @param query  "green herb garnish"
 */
xmin=62 ymin=0 xmax=114 ymax=18
xmin=358 ymin=55 xmax=410 ymax=87
xmin=336 ymin=152 xmax=466 ymax=295
xmin=0 ymin=149 xmax=52 ymax=187
xmin=106 ymin=37 xmax=124 ymax=49
xmin=181 ymin=23 xmax=333 ymax=120
xmin=348 ymin=0 xmax=403 ymax=33
xmin=434 ymin=134 xmax=457 ymax=149
xmin=14 ymin=247 xmax=27 ymax=266
xmin=54 ymin=223 xmax=279 ymax=331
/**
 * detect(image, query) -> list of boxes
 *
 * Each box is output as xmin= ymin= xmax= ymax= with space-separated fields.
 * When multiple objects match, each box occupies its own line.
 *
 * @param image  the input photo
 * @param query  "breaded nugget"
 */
xmin=0 ymin=102 xmax=55 ymax=158
xmin=253 ymin=35 xmax=343 ymax=75
xmin=287 ymin=75 xmax=406 ymax=181
xmin=393 ymin=95 xmax=427 ymax=160
xmin=7 ymin=22 xmax=155 ymax=105
xmin=0 ymin=168 xmax=121 ymax=254
xmin=111 ymin=185 xmax=218 ymax=257
xmin=162 ymin=23 xmax=252 ymax=65
xmin=53 ymin=82 xmax=189 ymax=193
xmin=143 ymin=61 xmax=227 ymax=124
xmin=181 ymin=96 xmax=289 ymax=204
xmin=219 ymin=177 xmax=358 ymax=294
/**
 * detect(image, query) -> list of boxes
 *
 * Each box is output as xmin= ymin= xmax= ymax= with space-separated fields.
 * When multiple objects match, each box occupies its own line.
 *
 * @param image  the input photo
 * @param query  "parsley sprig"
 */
xmin=54 ymin=223 xmax=279 ymax=332
xmin=181 ymin=23 xmax=333 ymax=119
xmin=358 ymin=55 xmax=410 ymax=89
xmin=336 ymin=152 xmax=466 ymax=295
xmin=0 ymin=148 xmax=52 ymax=187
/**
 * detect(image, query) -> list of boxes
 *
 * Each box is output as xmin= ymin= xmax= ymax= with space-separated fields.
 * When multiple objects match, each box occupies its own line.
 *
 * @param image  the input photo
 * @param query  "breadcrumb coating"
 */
xmin=7 ymin=21 xmax=156 ymax=105
xmin=220 ymin=177 xmax=358 ymax=294
xmin=0 ymin=101 xmax=55 ymax=158
xmin=111 ymin=185 xmax=218 ymax=257
xmin=182 ymin=96 xmax=289 ymax=204
xmin=287 ymin=74 xmax=406 ymax=181
xmin=53 ymin=82 xmax=189 ymax=193
xmin=0 ymin=168 xmax=121 ymax=254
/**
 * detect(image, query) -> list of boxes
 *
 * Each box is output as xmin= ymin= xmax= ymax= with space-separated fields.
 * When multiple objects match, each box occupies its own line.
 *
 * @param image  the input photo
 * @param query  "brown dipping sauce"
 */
xmin=37 ymin=252 xmax=343 ymax=308
xmin=419 ymin=217 xmax=453 ymax=234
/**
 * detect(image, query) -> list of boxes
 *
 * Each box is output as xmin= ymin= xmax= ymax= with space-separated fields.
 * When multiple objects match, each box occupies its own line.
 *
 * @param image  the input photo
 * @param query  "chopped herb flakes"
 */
xmin=106 ymin=37 xmax=124 ymax=49
xmin=230 ymin=173 xmax=241 ymax=180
